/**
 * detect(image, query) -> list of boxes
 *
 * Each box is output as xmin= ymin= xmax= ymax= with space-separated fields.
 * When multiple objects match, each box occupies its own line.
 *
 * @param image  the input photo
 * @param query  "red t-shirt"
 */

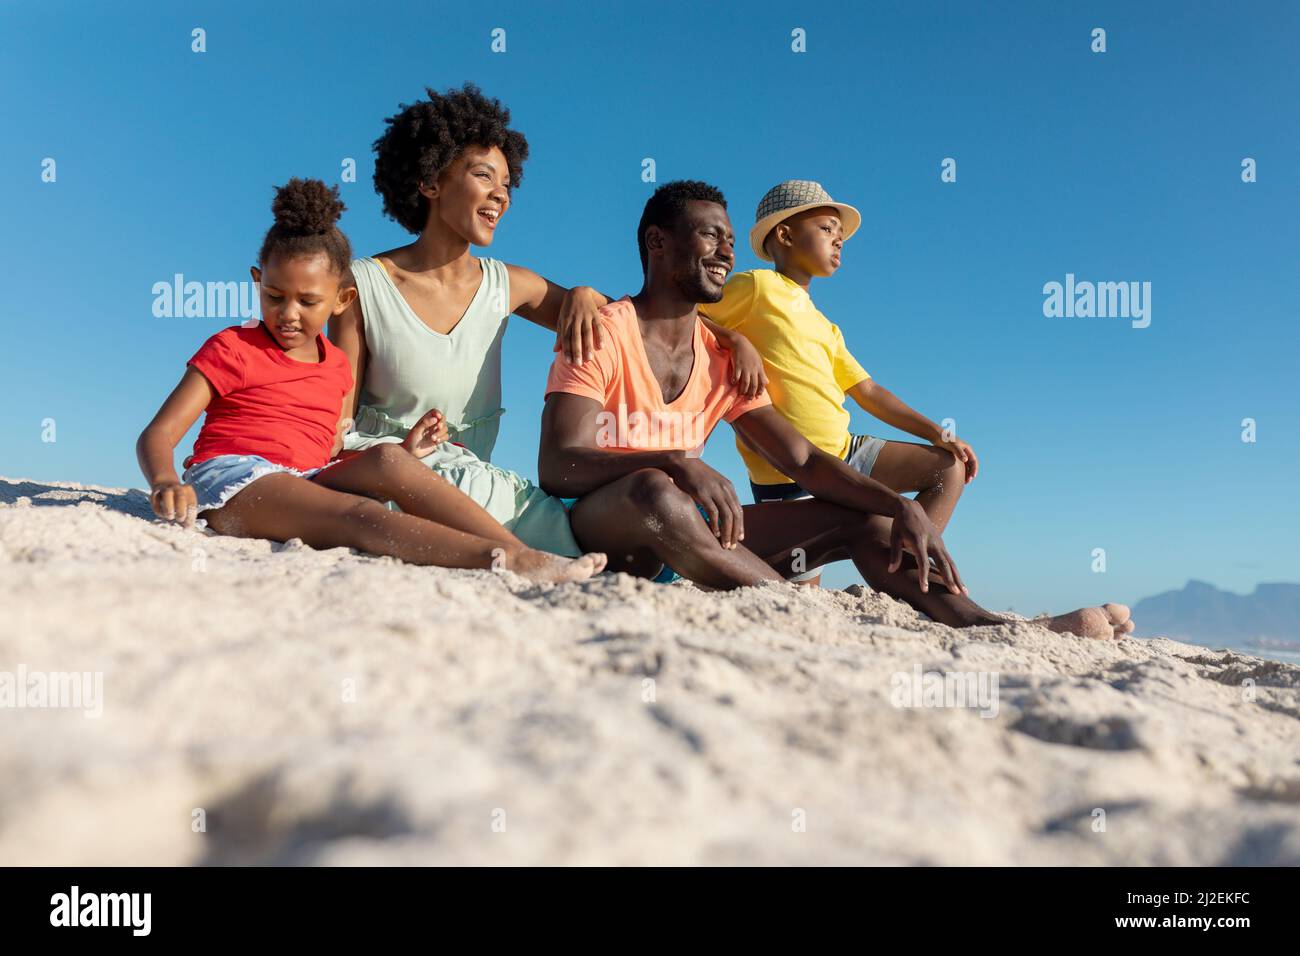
xmin=186 ymin=324 xmax=354 ymax=471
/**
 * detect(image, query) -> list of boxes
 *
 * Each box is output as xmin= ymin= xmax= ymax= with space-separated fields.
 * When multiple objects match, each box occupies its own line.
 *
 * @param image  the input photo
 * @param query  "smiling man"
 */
xmin=537 ymin=180 xmax=1135 ymax=639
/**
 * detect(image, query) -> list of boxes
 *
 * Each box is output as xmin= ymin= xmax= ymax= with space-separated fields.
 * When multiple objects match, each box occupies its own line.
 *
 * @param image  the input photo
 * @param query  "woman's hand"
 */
xmin=556 ymin=287 xmax=608 ymax=365
xmin=401 ymin=409 xmax=449 ymax=459
xmin=150 ymin=481 xmax=199 ymax=528
xmin=888 ymin=497 xmax=965 ymax=594
xmin=932 ymin=436 xmax=979 ymax=484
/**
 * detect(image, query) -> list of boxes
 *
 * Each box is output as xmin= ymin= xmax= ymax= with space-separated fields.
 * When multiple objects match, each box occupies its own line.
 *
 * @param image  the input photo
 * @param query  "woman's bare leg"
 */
xmin=202 ymin=472 xmax=604 ymax=583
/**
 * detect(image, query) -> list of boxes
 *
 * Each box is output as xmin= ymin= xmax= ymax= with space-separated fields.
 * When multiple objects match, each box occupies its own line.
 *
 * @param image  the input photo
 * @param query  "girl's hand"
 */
xmin=933 ymin=437 xmax=979 ymax=484
xmin=331 ymin=417 xmax=353 ymax=458
xmin=151 ymin=481 xmax=199 ymax=528
xmin=722 ymin=331 xmax=768 ymax=399
xmin=402 ymin=409 xmax=449 ymax=459
xmin=557 ymin=287 xmax=608 ymax=365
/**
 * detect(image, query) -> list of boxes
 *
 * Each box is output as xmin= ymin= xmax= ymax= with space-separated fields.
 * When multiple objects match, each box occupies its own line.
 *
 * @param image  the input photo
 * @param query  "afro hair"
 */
xmin=372 ymin=82 xmax=530 ymax=234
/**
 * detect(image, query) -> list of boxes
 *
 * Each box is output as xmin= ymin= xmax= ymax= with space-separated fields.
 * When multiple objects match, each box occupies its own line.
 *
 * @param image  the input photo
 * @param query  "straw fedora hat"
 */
xmin=749 ymin=180 xmax=862 ymax=262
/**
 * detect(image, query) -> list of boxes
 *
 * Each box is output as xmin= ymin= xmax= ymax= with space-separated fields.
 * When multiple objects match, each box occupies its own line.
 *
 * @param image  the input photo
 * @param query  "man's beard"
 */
xmin=673 ymin=262 xmax=722 ymax=304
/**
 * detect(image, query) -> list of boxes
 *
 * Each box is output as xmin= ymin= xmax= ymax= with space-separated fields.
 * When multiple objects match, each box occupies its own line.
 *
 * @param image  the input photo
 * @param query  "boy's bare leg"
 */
xmin=202 ymin=472 xmax=605 ymax=583
xmin=867 ymin=441 xmax=966 ymax=532
xmin=785 ymin=440 xmax=964 ymax=589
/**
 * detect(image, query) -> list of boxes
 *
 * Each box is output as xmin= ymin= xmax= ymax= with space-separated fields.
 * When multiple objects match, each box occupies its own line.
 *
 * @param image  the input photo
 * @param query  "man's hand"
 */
xmin=666 ymin=457 xmax=745 ymax=549
xmin=150 ymin=481 xmax=199 ymax=528
xmin=888 ymin=497 xmax=965 ymax=594
xmin=401 ymin=409 xmax=449 ymax=459
xmin=933 ymin=436 xmax=979 ymax=484
xmin=556 ymin=287 xmax=608 ymax=364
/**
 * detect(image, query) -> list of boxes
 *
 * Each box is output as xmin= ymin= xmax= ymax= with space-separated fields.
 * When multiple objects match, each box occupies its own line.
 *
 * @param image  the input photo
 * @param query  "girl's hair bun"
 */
xmin=270 ymin=177 xmax=346 ymax=235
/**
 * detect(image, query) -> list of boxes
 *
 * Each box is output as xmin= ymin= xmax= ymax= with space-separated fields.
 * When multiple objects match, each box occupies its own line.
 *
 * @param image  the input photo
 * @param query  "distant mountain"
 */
xmin=1133 ymin=580 xmax=1300 ymax=651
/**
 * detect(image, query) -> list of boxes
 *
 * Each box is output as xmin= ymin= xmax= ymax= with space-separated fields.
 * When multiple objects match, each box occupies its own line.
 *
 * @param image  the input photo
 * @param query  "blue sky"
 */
xmin=3 ymin=1 xmax=1297 ymax=613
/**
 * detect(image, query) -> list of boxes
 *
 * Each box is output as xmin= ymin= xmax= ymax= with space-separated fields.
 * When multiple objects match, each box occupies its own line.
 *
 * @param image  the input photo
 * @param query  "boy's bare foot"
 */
xmin=508 ymin=548 xmax=608 ymax=583
xmin=1037 ymin=603 xmax=1134 ymax=640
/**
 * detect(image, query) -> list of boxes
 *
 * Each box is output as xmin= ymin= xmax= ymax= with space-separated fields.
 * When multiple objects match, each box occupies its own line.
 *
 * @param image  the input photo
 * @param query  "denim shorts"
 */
xmin=749 ymin=433 xmax=887 ymax=581
xmin=182 ymin=454 xmax=337 ymax=515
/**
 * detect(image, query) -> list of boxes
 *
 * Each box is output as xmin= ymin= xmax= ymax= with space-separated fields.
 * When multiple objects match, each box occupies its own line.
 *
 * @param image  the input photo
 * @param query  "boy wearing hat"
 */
xmin=698 ymin=180 xmax=978 ymax=585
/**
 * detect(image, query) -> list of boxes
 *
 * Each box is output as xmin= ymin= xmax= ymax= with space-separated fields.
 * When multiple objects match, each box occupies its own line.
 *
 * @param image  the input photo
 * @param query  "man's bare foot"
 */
xmin=508 ymin=548 xmax=608 ymax=583
xmin=1037 ymin=603 xmax=1134 ymax=640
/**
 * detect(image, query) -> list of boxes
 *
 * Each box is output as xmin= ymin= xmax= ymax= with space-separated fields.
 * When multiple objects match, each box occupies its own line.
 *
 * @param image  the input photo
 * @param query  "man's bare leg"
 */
xmin=782 ymin=442 xmax=966 ymax=589
xmin=568 ymin=468 xmax=782 ymax=586
xmin=738 ymin=499 xmax=1134 ymax=638
xmin=572 ymin=471 xmax=1132 ymax=637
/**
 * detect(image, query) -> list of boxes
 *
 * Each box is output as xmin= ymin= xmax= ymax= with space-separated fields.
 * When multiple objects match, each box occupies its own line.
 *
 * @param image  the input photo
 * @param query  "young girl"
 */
xmin=136 ymin=178 xmax=606 ymax=583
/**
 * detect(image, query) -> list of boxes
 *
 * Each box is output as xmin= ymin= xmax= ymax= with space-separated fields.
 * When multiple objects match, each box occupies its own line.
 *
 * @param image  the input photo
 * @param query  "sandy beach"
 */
xmin=2 ymin=475 xmax=1298 ymax=866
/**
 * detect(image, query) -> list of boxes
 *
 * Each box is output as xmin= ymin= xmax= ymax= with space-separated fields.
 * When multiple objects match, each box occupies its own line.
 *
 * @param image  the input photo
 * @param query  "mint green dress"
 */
xmin=342 ymin=256 xmax=581 ymax=556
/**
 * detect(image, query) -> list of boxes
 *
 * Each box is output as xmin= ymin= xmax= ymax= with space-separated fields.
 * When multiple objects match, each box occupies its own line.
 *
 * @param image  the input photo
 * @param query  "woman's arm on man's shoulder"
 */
xmin=505 ymin=263 xmax=613 ymax=364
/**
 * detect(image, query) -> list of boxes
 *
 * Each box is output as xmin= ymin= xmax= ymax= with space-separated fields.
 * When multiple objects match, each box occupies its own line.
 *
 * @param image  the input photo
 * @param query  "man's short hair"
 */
xmin=637 ymin=180 xmax=727 ymax=274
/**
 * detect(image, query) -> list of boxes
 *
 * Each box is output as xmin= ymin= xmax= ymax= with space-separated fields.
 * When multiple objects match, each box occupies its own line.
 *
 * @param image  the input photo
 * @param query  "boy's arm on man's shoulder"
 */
xmin=703 ymin=316 xmax=768 ymax=398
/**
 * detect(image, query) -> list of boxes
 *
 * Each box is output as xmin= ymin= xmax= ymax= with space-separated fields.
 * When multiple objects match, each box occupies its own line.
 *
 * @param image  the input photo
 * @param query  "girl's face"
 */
xmin=774 ymin=207 xmax=844 ymax=277
xmin=420 ymin=144 xmax=512 ymax=246
xmin=250 ymin=253 xmax=356 ymax=352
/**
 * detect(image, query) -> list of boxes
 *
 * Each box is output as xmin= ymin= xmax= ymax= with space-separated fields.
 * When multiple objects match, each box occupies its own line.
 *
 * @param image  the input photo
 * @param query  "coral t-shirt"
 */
xmin=186 ymin=323 xmax=354 ymax=471
xmin=544 ymin=298 xmax=770 ymax=455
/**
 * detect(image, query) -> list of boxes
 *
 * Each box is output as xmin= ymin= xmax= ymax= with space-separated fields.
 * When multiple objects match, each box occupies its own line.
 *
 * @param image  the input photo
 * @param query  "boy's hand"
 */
xmin=557 ymin=287 xmax=608 ymax=365
xmin=719 ymin=331 xmax=768 ymax=398
xmin=933 ymin=437 xmax=979 ymax=484
xmin=402 ymin=409 xmax=449 ymax=459
xmin=150 ymin=481 xmax=199 ymax=528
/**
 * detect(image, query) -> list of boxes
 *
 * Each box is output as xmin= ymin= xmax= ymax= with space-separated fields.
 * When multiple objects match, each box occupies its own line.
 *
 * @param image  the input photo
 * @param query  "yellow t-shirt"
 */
xmin=699 ymin=269 xmax=870 ymax=485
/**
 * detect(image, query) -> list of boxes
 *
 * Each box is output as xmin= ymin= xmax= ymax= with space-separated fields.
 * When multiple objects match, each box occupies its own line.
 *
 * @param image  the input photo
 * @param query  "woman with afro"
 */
xmin=331 ymin=83 xmax=740 ymax=556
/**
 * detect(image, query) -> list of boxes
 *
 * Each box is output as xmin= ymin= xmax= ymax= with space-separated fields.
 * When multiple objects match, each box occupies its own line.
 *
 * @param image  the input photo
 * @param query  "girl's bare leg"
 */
xmin=310 ymin=443 xmax=517 ymax=544
xmin=202 ymin=472 xmax=604 ymax=583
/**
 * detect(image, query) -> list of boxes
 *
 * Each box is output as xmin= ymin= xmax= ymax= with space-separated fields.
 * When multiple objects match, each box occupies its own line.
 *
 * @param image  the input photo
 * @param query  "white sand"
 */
xmin=2 ymin=475 xmax=1298 ymax=866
